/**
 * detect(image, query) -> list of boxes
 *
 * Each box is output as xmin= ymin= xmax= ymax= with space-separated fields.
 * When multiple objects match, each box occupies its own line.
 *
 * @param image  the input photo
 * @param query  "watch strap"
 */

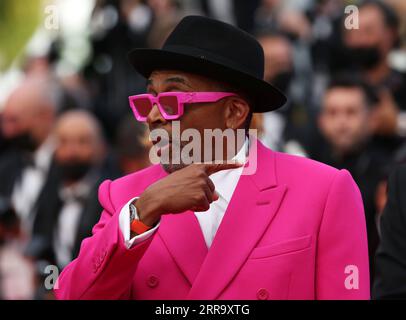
xmin=129 ymin=203 xmax=152 ymax=234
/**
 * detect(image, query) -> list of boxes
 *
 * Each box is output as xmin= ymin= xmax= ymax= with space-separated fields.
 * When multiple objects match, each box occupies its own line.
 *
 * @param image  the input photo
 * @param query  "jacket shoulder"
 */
xmin=113 ymin=164 xmax=163 ymax=185
xmin=98 ymin=164 xmax=164 ymax=212
xmin=273 ymin=151 xmax=343 ymax=186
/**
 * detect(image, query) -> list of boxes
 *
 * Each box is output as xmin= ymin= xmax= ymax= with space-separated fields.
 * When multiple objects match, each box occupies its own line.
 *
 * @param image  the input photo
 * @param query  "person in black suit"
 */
xmin=0 ymin=78 xmax=57 ymax=236
xmin=27 ymin=110 xmax=118 ymax=269
xmin=317 ymin=74 xmax=390 ymax=285
xmin=373 ymin=163 xmax=406 ymax=299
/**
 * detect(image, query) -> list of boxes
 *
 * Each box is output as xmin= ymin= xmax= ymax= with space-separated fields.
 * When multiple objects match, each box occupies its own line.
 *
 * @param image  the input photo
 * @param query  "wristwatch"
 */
xmin=129 ymin=203 xmax=137 ymax=222
xmin=129 ymin=202 xmax=152 ymax=234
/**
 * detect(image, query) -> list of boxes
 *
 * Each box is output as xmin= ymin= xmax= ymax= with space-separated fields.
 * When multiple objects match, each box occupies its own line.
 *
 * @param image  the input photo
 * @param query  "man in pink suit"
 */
xmin=55 ymin=16 xmax=370 ymax=300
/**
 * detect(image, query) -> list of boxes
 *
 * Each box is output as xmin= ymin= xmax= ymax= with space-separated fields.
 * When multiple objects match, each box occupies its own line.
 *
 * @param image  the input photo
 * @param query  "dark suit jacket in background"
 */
xmin=0 ymin=150 xmax=26 ymax=199
xmin=0 ymin=150 xmax=60 ymax=229
xmin=374 ymin=164 xmax=406 ymax=299
xmin=26 ymin=162 xmax=118 ymax=268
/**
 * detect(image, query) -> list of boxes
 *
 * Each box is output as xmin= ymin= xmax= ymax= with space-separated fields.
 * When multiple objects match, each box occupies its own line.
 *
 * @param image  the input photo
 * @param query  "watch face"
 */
xmin=130 ymin=204 xmax=137 ymax=221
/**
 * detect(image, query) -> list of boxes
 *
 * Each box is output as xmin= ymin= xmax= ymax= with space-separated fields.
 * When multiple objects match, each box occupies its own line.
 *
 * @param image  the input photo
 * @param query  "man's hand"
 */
xmin=134 ymin=162 xmax=243 ymax=226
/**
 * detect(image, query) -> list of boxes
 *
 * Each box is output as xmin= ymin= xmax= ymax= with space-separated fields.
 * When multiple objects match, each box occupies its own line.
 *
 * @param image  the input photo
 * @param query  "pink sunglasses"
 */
xmin=128 ymin=92 xmax=237 ymax=122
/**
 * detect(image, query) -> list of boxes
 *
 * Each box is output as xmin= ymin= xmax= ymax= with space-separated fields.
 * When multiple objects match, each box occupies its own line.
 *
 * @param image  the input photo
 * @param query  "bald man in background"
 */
xmin=27 ymin=110 xmax=117 ymax=273
xmin=0 ymin=78 xmax=57 ymax=237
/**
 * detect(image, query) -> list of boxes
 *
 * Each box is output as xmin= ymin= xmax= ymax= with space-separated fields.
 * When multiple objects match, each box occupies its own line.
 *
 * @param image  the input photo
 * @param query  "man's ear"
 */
xmin=224 ymin=97 xmax=250 ymax=129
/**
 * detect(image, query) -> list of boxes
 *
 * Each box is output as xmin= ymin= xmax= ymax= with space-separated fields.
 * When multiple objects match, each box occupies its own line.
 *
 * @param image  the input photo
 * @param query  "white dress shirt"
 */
xmin=54 ymin=179 xmax=93 ymax=268
xmin=119 ymin=139 xmax=248 ymax=249
xmin=11 ymin=137 xmax=54 ymax=236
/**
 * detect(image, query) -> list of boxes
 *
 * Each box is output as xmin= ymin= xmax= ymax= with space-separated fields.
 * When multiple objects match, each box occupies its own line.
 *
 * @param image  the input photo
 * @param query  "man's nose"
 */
xmin=147 ymin=103 xmax=167 ymax=128
xmin=334 ymin=115 xmax=350 ymax=130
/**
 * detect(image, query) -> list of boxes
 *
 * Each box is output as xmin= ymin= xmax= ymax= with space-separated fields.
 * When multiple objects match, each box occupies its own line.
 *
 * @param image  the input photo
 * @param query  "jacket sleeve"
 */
xmin=373 ymin=166 xmax=406 ymax=299
xmin=316 ymin=169 xmax=370 ymax=299
xmin=54 ymin=180 xmax=153 ymax=300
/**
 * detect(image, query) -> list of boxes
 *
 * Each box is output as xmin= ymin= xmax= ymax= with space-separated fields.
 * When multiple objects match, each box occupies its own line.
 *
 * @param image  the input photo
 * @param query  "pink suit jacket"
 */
xmin=55 ymin=140 xmax=370 ymax=300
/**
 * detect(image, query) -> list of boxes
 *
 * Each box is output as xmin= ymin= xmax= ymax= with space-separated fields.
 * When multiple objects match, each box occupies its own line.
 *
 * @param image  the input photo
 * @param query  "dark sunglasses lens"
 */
xmin=133 ymin=97 xmax=152 ymax=117
xmin=159 ymin=96 xmax=179 ymax=116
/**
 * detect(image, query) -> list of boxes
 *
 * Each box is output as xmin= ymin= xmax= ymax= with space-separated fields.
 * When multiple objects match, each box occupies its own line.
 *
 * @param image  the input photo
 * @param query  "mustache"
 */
xmin=150 ymin=132 xmax=189 ymax=148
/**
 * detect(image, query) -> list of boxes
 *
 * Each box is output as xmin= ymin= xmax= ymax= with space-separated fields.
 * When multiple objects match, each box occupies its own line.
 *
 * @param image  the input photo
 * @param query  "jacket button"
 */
xmin=147 ymin=275 xmax=159 ymax=288
xmin=257 ymin=288 xmax=269 ymax=300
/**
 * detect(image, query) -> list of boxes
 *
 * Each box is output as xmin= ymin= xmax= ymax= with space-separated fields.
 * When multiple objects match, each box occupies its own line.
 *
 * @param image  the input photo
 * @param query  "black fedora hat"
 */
xmin=128 ymin=15 xmax=287 ymax=112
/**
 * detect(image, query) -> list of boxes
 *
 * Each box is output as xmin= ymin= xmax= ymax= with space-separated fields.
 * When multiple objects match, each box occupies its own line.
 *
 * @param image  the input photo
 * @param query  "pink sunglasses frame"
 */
xmin=128 ymin=91 xmax=237 ymax=122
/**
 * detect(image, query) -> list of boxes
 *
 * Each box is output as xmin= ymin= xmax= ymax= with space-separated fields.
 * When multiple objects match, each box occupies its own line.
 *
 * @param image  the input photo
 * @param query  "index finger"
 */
xmin=201 ymin=161 xmax=243 ymax=175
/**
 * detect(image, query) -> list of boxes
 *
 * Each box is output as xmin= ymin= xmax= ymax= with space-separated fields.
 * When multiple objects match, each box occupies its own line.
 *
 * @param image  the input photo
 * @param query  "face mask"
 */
xmin=284 ymin=32 xmax=299 ymax=42
xmin=270 ymin=70 xmax=293 ymax=93
xmin=5 ymin=132 xmax=37 ymax=153
xmin=345 ymin=46 xmax=382 ymax=70
xmin=58 ymin=161 xmax=92 ymax=182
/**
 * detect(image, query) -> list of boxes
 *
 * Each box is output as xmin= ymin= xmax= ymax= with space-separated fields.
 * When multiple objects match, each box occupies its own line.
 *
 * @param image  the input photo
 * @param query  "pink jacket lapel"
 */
xmin=151 ymin=167 xmax=208 ymax=286
xmin=158 ymin=212 xmax=208 ymax=286
xmin=187 ymin=140 xmax=287 ymax=299
xmin=153 ymin=139 xmax=287 ymax=298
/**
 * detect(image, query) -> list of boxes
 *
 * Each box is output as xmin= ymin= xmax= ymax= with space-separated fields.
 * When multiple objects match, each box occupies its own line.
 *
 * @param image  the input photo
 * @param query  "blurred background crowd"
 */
xmin=1 ymin=0 xmax=406 ymax=299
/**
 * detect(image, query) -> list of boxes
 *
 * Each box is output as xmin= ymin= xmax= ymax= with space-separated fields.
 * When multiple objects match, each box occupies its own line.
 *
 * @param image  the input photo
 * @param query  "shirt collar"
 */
xmin=58 ymin=167 xmax=101 ymax=202
xmin=59 ymin=178 xmax=92 ymax=203
xmin=209 ymin=137 xmax=248 ymax=203
xmin=232 ymin=137 xmax=248 ymax=165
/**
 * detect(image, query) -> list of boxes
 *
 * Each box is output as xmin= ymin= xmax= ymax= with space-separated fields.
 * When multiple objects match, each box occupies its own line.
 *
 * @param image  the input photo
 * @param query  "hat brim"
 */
xmin=128 ymin=48 xmax=287 ymax=113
